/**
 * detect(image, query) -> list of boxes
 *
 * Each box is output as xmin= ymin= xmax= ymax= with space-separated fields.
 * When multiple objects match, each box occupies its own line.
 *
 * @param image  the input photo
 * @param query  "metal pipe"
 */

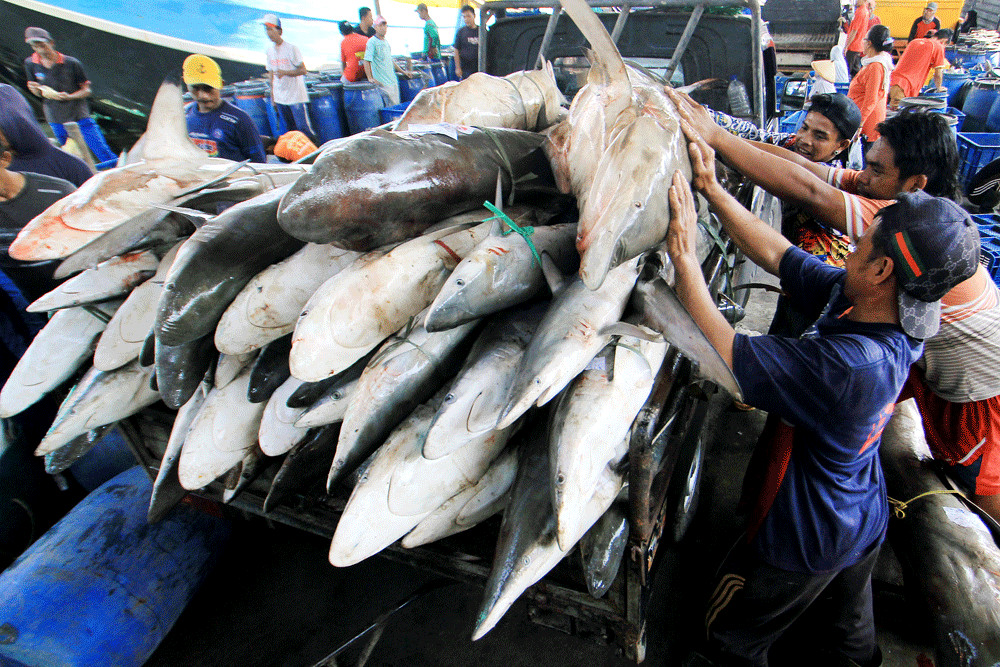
xmin=535 ymin=4 xmax=563 ymax=69
xmin=663 ymin=3 xmax=704 ymax=83
xmin=610 ymin=0 xmax=632 ymax=43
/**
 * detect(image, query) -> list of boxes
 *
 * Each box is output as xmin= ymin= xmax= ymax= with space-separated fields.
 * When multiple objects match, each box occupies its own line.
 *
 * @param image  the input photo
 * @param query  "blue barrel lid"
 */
xmin=973 ymin=76 xmax=1000 ymax=90
xmin=343 ymin=81 xmax=377 ymax=90
xmin=316 ymin=81 xmax=344 ymax=91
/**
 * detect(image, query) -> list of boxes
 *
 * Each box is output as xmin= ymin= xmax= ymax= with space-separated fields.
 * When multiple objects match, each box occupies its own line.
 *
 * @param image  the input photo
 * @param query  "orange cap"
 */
xmin=274 ymin=131 xmax=317 ymax=162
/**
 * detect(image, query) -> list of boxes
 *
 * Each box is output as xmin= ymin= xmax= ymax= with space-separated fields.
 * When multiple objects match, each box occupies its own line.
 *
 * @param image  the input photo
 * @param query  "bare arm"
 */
xmin=665 ymin=170 xmax=736 ymax=370
xmin=749 ymin=139 xmax=835 ymax=181
xmin=681 ymin=118 xmax=792 ymax=277
xmin=363 ymin=60 xmax=374 ymax=83
xmin=666 ymin=88 xmax=851 ymax=235
xmin=933 ymin=67 xmax=945 ymax=91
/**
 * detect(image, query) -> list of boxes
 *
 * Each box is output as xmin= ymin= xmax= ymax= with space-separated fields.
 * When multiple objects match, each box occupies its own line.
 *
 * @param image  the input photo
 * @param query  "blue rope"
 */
xmin=481 ymin=201 xmax=542 ymax=267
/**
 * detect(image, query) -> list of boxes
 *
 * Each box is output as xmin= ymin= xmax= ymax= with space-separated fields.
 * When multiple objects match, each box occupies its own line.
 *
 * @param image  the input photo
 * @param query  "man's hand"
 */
xmin=679 ymin=117 xmax=721 ymax=195
xmin=26 ymin=81 xmax=40 ymax=96
xmin=54 ymin=91 xmax=70 ymax=101
xmin=666 ymin=170 xmax=700 ymax=272
xmin=665 ymin=88 xmax=723 ymax=147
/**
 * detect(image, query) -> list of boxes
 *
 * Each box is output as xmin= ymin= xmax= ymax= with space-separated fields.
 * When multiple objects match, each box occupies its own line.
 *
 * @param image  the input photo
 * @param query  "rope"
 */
xmin=481 ymin=201 xmax=542 ymax=267
xmin=887 ymin=489 xmax=966 ymax=519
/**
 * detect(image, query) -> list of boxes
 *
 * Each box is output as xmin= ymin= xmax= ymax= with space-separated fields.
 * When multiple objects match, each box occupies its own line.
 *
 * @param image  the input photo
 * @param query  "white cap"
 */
xmin=261 ymin=13 xmax=281 ymax=28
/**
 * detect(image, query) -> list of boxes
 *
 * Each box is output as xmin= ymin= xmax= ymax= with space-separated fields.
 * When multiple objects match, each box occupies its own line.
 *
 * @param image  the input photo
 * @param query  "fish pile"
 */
xmin=4 ymin=2 xmax=737 ymax=640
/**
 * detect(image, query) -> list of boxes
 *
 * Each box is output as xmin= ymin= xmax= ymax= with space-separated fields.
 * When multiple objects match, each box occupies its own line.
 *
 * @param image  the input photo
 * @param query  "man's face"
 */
xmin=29 ymin=40 xmax=56 ymax=59
xmin=375 ymin=22 xmax=388 ymax=38
xmin=794 ymin=111 xmax=850 ymax=163
xmin=360 ymin=10 xmax=372 ymax=26
xmin=190 ymin=84 xmax=222 ymax=113
xmin=923 ymin=6 xmax=936 ymax=21
xmin=856 ymin=139 xmax=906 ymax=199
xmin=463 ymin=10 xmax=476 ymax=28
xmin=265 ymin=24 xmax=281 ymax=44
xmin=418 ymin=8 xmax=429 ymax=20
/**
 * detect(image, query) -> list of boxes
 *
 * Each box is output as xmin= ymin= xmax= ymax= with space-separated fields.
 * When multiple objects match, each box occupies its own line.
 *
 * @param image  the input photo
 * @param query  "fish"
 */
xmin=247 ymin=334 xmax=292 ymax=404
xmin=327 ymin=315 xmax=479 ymax=489
xmin=52 ymin=170 xmax=307 ymax=280
xmin=26 ymin=250 xmax=159 ymax=313
xmin=578 ymin=498 xmax=629 ymax=599
xmin=294 ymin=371 xmax=359 ymax=429
xmin=401 ymin=442 xmax=520 ymax=548
xmin=496 ymin=256 xmax=640 ymax=430
xmin=276 ymin=127 xmax=547 ymax=250
xmin=215 ymin=243 xmax=360 ymax=356
xmin=289 ymin=221 xmax=491 ymax=382
xmin=549 ymin=333 xmax=665 ymax=549
xmin=42 ymin=425 xmax=114 ymax=476
xmin=424 ymin=220 xmax=578 ymax=332
xmin=0 ymin=302 xmax=119 ymax=418
xmin=880 ymin=399 xmax=1000 ymax=666
xmin=329 ymin=388 xmax=515 ymax=566
xmin=148 ymin=372 xmax=212 ymax=523
xmin=214 ymin=351 xmax=257 ymax=390
xmin=177 ymin=365 xmax=266 ymax=490
xmin=393 ymin=64 xmax=566 ymax=132
xmin=286 ymin=350 xmax=374 ymax=410
xmin=258 ymin=376 xmax=310 ymax=457
xmin=155 ymin=184 xmax=305 ymax=347
xmin=472 ymin=411 xmax=625 ymax=640
xmin=544 ymin=0 xmax=692 ymax=289
xmin=423 ymin=304 xmax=545 ymax=460
xmin=34 ymin=360 xmax=160 ymax=456
xmin=263 ymin=424 xmax=340 ymax=513
xmin=8 ymin=80 xmax=234 ymax=261
xmin=221 ymin=445 xmax=270 ymax=503
xmin=93 ymin=241 xmax=183 ymax=372
xmin=154 ymin=335 xmax=216 ymax=410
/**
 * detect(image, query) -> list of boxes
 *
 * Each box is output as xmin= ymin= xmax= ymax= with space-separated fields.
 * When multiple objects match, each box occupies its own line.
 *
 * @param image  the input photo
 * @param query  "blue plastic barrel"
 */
xmin=343 ymin=81 xmax=385 ymax=134
xmin=379 ymin=102 xmax=411 ymax=125
xmin=399 ymin=73 xmax=428 ymax=103
xmin=443 ymin=54 xmax=458 ymax=81
xmin=941 ymin=70 xmax=973 ymax=107
xmin=233 ymin=83 xmax=272 ymax=136
xmin=310 ymin=83 xmax=347 ymax=144
xmin=429 ymin=61 xmax=448 ymax=86
xmin=961 ymin=78 xmax=1000 ymax=132
xmin=0 ymin=466 xmax=230 ymax=667
xmin=412 ymin=63 xmax=435 ymax=89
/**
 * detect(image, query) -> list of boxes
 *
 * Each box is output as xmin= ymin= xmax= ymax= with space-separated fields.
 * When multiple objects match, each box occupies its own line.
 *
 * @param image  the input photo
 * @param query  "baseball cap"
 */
xmin=183 ymin=54 xmax=223 ymax=90
xmin=261 ymin=13 xmax=281 ymax=29
xmin=24 ymin=27 xmax=52 ymax=43
xmin=806 ymin=93 xmax=862 ymax=142
xmin=926 ymin=2 xmax=938 ymax=9
xmin=415 ymin=3 xmax=428 ymax=11
xmin=374 ymin=15 xmax=388 ymax=25
xmin=874 ymin=190 xmax=980 ymax=339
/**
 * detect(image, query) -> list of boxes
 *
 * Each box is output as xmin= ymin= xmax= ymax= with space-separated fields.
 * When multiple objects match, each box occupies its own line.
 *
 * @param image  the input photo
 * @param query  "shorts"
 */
xmin=897 ymin=366 xmax=1000 ymax=495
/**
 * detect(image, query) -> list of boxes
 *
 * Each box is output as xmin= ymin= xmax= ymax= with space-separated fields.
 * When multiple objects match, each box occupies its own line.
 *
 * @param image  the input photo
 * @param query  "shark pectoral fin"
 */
xmin=152 ymin=205 xmax=213 ymax=228
xmin=598 ymin=321 xmax=664 ymax=343
xmin=539 ymin=251 xmax=567 ymax=295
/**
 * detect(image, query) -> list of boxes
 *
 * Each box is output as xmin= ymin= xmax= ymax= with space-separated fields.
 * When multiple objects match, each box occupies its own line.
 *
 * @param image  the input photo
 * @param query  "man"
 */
xmin=0 ymin=129 xmax=74 ymax=301
xmin=355 ymin=6 xmax=376 ymax=38
xmin=454 ymin=5 xmax=479 ymax=80
xmin=22 ymin=27 xmax=117 ymax=164
xmin=667 ymin=120 xmax=979 ymax=667
xmin=842 ymin=0 xmax=871 ymax=77
xmin=261 ymin=13 xmax=315 ymax=142
xmin=182 ymin=54 xmax=265 ymax=164
xmin=416 ymin=3 xmax=441 ymax=61
xmin=363 ymin=17 xmax=408 ymax=106
xmin=889 ymin=29 xmax=952 ymax=109
xmin=339 ymin=21 xmax=369 ymax=84
xmin=909 ymin=2 xmax=941 ymax=41
xmin=0 ymin=84 xmax=91 ymax=187
xmin=669 ymin=90 xmax=1000 ymax=524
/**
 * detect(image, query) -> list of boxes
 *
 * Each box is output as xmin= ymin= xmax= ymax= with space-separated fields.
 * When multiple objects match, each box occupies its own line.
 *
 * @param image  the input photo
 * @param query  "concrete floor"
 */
xmin=143 ymin=274 xmax=938 ymax=667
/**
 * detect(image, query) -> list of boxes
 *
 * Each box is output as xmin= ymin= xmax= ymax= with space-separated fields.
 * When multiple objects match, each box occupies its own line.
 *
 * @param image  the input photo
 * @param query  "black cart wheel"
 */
xmin=666 ymin=433 xmax=706 ymax=544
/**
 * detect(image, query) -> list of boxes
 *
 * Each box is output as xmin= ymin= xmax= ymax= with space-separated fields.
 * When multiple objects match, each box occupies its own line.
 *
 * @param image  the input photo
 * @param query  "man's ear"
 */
xmin=872 ymin=254 xmax=895 ymax=285
xmin=903 ymin=173 xmax=928 ymax=193
xmin=836 ymin=138 xmax=852 ymax=155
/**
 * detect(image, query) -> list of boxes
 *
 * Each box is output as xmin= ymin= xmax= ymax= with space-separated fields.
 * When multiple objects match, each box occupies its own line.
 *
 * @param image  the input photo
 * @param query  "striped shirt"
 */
xmin=830 ymin=167 xmax=1000 ymax=402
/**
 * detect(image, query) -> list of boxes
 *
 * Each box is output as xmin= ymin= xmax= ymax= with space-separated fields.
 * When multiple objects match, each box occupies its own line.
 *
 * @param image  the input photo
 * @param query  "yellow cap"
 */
xmin=183 ymin=54 xmax=223 ymax=89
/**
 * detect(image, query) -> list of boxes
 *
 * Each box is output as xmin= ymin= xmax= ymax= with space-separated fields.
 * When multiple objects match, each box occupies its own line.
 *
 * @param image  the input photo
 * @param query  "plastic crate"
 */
xmin=974 ymin=213 xmax=1000 ymax=239
xmin=979 ymin=234 xmax=1000 ymax=286
xmin=779 ymin=109 xmax=806 ymax=134
xmin=956 ymin=133 xmax=1000 ymax=190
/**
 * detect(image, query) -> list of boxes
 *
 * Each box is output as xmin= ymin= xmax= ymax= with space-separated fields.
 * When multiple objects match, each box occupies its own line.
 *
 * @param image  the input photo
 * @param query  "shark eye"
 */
xmin=455 ymin=278 xmax=465 ymax=286
xmin=444 ymin=393 xmax=456 ymax=404
xmin=633 ymin=201 xmax=642 ymax=208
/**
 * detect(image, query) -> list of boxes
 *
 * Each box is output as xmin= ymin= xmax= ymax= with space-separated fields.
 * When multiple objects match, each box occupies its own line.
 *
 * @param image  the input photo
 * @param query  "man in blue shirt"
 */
xmin=182 ymin=54 xmax=266 ymax=164
xmin=667 ymin=121 xmax=979 ymax=665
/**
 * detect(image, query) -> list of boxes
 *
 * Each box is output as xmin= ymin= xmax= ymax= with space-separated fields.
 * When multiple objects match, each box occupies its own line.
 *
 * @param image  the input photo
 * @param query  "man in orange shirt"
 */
xmin=909 ymin=2 xmax=941 ymax=41
xmin=889 ymin=29 xmax=952 ymax=109
xmin=842 ymin=0 xmax=871 ymax=77
xmin=339 ymin=21 xmax=368 ymax=83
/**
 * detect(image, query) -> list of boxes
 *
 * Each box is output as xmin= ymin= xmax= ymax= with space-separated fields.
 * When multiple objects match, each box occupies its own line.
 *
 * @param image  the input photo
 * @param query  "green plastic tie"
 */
xmin=481 ymin=201 xmax=542 ymax=267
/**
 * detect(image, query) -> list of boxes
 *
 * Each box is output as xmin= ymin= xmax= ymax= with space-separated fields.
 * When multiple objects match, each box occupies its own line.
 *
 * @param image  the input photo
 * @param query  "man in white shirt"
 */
xmin=261 ymin=13 xmax=316 ymax=141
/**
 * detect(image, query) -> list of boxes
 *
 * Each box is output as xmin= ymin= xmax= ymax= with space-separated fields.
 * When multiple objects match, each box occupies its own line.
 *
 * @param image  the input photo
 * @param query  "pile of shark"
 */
xmin=6 ymin=0 xmax=997 ymax=654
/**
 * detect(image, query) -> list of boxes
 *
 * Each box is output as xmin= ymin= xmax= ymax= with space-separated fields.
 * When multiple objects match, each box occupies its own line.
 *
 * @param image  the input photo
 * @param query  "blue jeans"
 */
xmin=275 ymin=103 xmax=317 ymax=143
xmin=49 ymin=117 xmax=116 ymax=163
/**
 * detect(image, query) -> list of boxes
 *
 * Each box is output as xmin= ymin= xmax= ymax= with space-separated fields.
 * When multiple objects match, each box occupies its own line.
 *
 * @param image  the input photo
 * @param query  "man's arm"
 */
xmin=933 ymin=67 xmax=945 ymax=91
xmin=908 ymin=17 xmax=919 ymax=41
xmin=681 ymin=118 xmax=792 ymax=277
xmin=665 ymin=88 xmax=850 ymax=234
xmin=363 ymin=60 xmax=374 ymax=83
xmin=749 ymin=139 xmax=835 ymax=181
xmin=665 ymin=170 xmax=736 ymax=370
